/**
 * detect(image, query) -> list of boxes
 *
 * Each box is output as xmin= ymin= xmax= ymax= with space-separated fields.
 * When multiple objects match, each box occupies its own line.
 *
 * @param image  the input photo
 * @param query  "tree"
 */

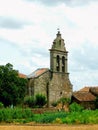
xmin=0 ymin=63 xmax=27 ymax=107
xmin=58 ymin=97 xmax=71 ymax=110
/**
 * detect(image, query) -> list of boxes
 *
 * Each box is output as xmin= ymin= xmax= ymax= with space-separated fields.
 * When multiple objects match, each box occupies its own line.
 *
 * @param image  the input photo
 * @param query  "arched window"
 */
xmin=56 ymin=55 xmax=60 ymax=71
xmin=59 ymin=40 xmax=61 ymax=46
xmin=62 ymin=56 xmax=65 ymax=72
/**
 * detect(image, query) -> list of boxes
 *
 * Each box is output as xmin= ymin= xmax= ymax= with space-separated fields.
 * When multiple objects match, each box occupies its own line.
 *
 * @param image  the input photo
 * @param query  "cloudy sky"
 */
xmin=0 ymin=0 xmax=98 ymax=90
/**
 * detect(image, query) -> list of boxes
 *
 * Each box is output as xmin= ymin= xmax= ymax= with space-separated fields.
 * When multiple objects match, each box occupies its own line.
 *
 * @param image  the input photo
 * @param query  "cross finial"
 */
xmin=57 ymin=28 xmax=60 ymax=31
xmin=57 ymin=28 xmax=61 ymax=36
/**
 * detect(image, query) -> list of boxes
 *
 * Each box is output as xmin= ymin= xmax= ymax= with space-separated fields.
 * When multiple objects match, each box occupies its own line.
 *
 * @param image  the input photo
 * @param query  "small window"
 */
xmin=62 ymin=56 xmax=65 ymax=72
xmin=56 ymin=55 xmax=60 ymax=71
xmin=59 ymin=40 xmax=61 ymax=46
xmin=60 ymin=92 xmax=62 ymax=95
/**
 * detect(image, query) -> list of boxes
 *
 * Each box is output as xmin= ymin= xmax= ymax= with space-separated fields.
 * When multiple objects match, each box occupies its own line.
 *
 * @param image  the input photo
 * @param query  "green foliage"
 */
xmin=0 ymin=63 xmax=27 ymax=107
xmin=62 ymin=110 xmax=98 ymax=124
xmin=24 ymin=94 xmax=47 ymax=108
xmin=57 ymin=97 xmax=71 ymax=110
xmin=34 ymin=111 xmax=66 ymax=123
xmin=35 ymin=94 xmax=47 ymax=108
xmin=58 ymin=97 xmax=71 ymax=104
xmin=1 ymin=108 xmax=98 ymax=124
xmin=0 ymin=102 xmax=4 ymax=108
xmin=51 ymin=101 xmax=58 ymax=107
xmin=53 ymin=118 xmax=63 ymax=124
xmin=24 ymin=96 xmax=35 ymax=108
xmin=69 ymin=102 xmax=84 ymax=112
xmin=0 ymin=108 xmax=34 ymax=123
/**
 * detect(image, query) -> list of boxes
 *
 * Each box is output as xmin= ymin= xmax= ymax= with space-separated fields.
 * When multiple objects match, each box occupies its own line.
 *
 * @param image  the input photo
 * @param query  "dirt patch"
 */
xmin=0 ymin=125 xmax=98 ymax=130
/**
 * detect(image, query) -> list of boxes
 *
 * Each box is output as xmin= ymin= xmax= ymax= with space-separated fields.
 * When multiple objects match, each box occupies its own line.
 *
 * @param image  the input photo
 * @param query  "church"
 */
xmin=27 ymin=30 xmax=73 ymax=106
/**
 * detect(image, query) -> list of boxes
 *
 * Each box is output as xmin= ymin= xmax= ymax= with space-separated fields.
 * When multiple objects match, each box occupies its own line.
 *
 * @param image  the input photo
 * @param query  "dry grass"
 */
xmin=0 ymin=125 xmax=98 ymax=130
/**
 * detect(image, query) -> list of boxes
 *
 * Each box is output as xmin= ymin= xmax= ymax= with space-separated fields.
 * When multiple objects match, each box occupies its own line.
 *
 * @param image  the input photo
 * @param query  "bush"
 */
xmin=57 ymin=97 xmax=71 ymax=110
xmin=51 ymin=101 xmax=58 ymax=107
xmin=24 ymin=94 xmax=47 ymax=108
xmin=0 ymin=102 xmax=4 ymax=109
xmin=53 ymin=118 xmax=62 ymax=124
xmin=0 ymin=108 xmax=34 ymax=123
xmin=69 ymin=102 xmax=84 ymax=112
xmin=24 ymin=96 xmax=35 ymax=108
xmin=35 ymin=94 xmax=47 ymax=108
xmin=35 ymin=111 xmax=66 ymax=123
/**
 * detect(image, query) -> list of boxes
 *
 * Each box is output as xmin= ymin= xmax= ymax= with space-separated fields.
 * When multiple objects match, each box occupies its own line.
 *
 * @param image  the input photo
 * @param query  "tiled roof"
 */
xmin=27 ymin=68 xmax=49 ymax=78
xmin=73 ymin=92 xmax=96 ymax=101
xmin=79 ymin=87 xmax=90 ymax=92
xmin=18 ymin=73 xmax=27 ymax=78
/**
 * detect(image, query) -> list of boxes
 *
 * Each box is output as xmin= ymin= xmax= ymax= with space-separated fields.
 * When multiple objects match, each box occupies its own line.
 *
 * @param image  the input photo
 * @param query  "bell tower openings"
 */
xmin=50 ymin=30 xmax=68 ymax=74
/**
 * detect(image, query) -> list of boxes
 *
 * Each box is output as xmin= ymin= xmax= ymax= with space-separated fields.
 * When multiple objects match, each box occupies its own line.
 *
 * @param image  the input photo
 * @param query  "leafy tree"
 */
xmin=0 ymin=63 xmax=27 ymax=107
xmin=58 ymin=97 xmax=71 ymax=110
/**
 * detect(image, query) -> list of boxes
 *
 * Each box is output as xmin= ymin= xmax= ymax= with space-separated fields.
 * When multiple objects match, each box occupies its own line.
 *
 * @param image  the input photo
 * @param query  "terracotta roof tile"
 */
xmin=73 ymin=92 xmax=96 ymax=101
xmin=79 ymin=87 xmax=90 ymax=92
xmin=27 ymin=68 xmax=49 ymax=78
xmin=18 ymin=73 xmax=27 ymax=78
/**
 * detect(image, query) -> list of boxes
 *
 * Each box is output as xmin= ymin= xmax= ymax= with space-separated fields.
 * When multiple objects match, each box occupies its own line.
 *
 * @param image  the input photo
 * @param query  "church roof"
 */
xmin=27 ymin=68 xmax=49 ymax=78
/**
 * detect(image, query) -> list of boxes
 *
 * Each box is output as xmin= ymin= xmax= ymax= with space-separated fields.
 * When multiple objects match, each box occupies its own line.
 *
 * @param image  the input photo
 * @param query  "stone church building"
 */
xmin=27 ymin=31 xmax=72 ymax=106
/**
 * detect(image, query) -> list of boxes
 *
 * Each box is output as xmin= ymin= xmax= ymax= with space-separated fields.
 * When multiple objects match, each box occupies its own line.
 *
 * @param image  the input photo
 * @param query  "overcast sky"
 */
xmin=0 ymin=0 xmax=98 ymax=90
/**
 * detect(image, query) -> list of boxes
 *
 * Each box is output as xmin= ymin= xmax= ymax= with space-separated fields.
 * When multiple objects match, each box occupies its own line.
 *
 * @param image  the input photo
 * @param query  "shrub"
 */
xmin=69 ymin=102 xmax=84 ymax=112
xmin=53 ymin=118 xmax=62 ymax=124
xmin=51 ymin=101 xmax=58 ymax=107
xmin=35 ymin=94 xmax=47 ymax=108
xmin=24 ymin=94 xmax=47 ymax=108
xmin=24 ymin=96 xmax=35 ymax=108
xmin=35 ymin=111 xmax=66 ymax=123
xmin=0 ymin=102 xmax=4 ymax=109
xmin=57 ymin=97 xmax=71 ymax=110
xmin=0 ymin=108 xmax=34 ymax=123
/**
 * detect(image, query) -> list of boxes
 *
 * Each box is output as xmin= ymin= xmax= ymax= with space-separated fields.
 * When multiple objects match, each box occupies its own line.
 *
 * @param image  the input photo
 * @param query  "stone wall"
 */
xmin=28 ymin=71 xmax=50 ymax=99
xmin=28 ymin=70 xmax=72 ymax=107
xmin=34 ymin=71 xmax=50 ymax=96
xmin=49 ymin=73 xmax=72 ymax=104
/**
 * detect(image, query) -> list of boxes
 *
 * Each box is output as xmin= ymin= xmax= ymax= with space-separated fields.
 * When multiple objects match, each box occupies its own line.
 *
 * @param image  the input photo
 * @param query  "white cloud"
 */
xmin=25 ymin=0 xmax=97 ymax=7
xmin=0 ymin=0 xmax=98 ymax=90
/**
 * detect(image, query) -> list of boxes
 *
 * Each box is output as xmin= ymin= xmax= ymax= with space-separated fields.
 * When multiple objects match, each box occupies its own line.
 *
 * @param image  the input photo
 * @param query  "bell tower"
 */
xmin=49 ymin=30 xmax=72 ymax=104
xmin=50 ymin=30 xmax=68 ymax=74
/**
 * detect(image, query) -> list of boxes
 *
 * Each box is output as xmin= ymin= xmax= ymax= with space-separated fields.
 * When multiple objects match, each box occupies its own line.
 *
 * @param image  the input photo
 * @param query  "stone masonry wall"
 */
xmin=30 ymin=71 xmax=50 ymax=98
xmin=49 ymin=73 xmax=72 ymax=104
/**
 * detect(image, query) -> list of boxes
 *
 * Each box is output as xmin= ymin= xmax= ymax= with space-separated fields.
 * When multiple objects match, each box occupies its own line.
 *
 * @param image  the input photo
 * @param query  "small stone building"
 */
xmin=27 ymin=31 xmax=73 ymax=106
xmin=72 ymin=86 xmax=98 ymax=109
